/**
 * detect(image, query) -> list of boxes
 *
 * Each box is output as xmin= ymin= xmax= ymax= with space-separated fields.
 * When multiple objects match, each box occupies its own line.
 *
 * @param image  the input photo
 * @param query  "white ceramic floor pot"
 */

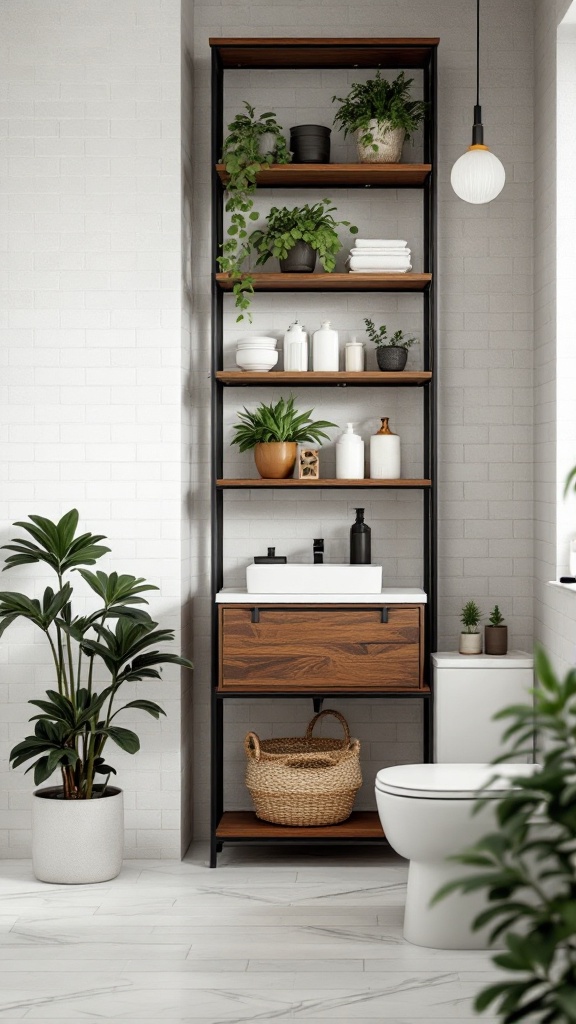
xmin=356 ymin=120 xmax=405 ymax=163
xmin=459 ymin=632 xmax=482 ymax=655
xmin=32 ymin=786 xmax=124 ymax=884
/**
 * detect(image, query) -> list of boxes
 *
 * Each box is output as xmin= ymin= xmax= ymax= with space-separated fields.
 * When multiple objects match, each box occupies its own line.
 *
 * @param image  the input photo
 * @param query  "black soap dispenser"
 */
xmin=253 ymin=547 xmax=287 ymax=564
xmin=350 ymin=508 xmax=371 ymax=565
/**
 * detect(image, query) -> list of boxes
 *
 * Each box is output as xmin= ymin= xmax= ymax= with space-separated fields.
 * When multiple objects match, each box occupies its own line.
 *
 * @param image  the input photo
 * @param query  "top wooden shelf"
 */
xmin=215 ymin=163 xmax=431 ymax=189
xmin=210 ymin=37 xmax=440 ymax=70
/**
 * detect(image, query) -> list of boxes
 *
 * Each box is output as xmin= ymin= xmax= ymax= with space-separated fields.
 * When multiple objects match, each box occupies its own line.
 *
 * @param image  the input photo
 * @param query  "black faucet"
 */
xmin=313 ymin=538 xmax=324 ymax=564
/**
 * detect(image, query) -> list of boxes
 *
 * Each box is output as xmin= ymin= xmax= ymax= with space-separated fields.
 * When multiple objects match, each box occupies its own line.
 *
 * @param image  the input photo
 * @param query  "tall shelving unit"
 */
xmin=210 ymin=38 xmax=438 ymax=867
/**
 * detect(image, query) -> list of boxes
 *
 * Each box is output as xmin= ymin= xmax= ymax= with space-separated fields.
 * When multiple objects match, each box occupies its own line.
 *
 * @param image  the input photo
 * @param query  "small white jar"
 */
xmin=336 ymin=423 xmax=365 ymax=479
xmin=345 ymin=337 xmax=365 ymax=372
xmin=283 ymin=320 xmax=308 ymax=371
xmin=312 ymin=321 xmax=339 ymax=371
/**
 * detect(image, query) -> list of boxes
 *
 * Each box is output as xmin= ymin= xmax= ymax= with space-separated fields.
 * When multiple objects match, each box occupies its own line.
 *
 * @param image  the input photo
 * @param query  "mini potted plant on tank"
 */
xmin=459 ymin=600 xmax=482 ymax=655
xmin=485 ymin=605 xmax=508 ymax=656
xmin=332 ymin=70 xmax=428 ymax=163
xmin=1 ymin=510 xmax=192 ymax=884
xmin=249 ymin=199 xmax=357 ymax=275
xmin=231 ymin=396 xmax=337 ymax=479
xmin=364 ymin=318 xmax=418 ymax=371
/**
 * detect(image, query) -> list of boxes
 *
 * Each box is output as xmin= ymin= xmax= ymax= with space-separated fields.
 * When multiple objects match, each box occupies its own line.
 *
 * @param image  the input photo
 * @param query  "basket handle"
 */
xmin=244 ymin=732 xmax=261 ymax=761
xmin=306 ymin=708 xmax=351 ymax=745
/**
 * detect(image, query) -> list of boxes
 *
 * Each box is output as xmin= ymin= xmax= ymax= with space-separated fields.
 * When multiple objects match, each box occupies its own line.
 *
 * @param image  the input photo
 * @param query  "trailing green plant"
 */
xmin=433 ymin=647 xmax=576 ymax=1024
xmin=363 ymin=318 xmax=418 ymax=351
xmin=231 ymin=396 xmax=337 ymax=452
xmin=249 ymin=199 xmax=357 ymax=272
xmin=460 ymin=599 xmax=482 ymax=634
xmin=2 ymin=510 xmax=192 ymax=799
xmin=488 ymin=605 xmax=506 ymax=627
xmin=332 ymin=71 xmax=428 ymax=151
xmin=217 ymin=103 xmax=291 ymax=322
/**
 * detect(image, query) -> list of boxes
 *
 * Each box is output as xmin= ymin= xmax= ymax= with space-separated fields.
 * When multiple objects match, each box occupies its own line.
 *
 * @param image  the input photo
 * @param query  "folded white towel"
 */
xmin=349 ymin=247 xmax=410 ymax=257
xmin=349 ymin=267 xmax=412 ymax=274
xmin=354 ymin=238 xmax=408 ymax=249
xmin=348 ymin=255 xmax=412 ymax=271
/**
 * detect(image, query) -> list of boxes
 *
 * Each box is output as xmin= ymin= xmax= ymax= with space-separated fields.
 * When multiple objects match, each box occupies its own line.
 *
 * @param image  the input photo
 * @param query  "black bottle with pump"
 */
xmin=350 ymin=508 xmax=371 ymax=564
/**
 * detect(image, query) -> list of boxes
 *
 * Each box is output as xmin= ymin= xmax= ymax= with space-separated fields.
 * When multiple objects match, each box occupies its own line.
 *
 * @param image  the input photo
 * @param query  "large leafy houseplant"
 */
xmin=231 ymin=396 xmax=337 ymax=480
xmin=217 ymin=103 xmax=291 ymax=322
xmin=2 ymin=510 xmax=192 ymax=800
xmin=435 ymin=648 xmax=576 ymax=1024
xmin=249 ymin=199 xmax=357 ymax=272
xmin=332 ymin=70 xmax=428 ymax=154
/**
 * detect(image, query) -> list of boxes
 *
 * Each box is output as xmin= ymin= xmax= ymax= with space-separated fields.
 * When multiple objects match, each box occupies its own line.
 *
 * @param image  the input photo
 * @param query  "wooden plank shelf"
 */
xmin=216 ymin=810 xmax=386 ymax=840
xmin=210 ymin=37 xmax=439 ymax=70
xmin=216 ymin=370 xmax=432 ymax=387
xmin=216 ymin=272 xmax=431 ymax=293
xmin=215 ymin=163 xmax=432 ymax=189
xmin=217 ymin=478 xmax=430 ymax=489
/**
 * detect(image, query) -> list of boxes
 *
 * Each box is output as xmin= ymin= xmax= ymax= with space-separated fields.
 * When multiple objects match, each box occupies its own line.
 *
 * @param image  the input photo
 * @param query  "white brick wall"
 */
xmin=0 ymin=0 xmax=192 ymax=858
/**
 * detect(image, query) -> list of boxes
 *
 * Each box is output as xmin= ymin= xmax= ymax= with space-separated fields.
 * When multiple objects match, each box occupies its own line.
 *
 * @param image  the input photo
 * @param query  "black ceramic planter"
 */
xmin=279 ymin=241 xmax=317 ymax=273
xmin=290 ymin=124 xmax=331 ymax=164
xmin=376 ymin=346 xmax=408 ymax=371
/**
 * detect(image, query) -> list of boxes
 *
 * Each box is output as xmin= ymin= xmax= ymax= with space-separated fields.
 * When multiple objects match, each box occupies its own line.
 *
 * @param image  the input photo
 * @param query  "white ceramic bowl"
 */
xmin=236 ymin=336 xmax=277 ymax=349
xmin=236 ymin=349 xmax=279 ymax=371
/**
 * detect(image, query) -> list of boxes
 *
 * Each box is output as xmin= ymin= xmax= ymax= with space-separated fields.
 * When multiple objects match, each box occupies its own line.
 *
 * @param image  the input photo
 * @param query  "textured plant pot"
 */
xmin=279 ymin=241 xmax=317 ymax=274
xmin=254 ymin=442 xmax=297 ymax=479
xmin=484 ymin=625 xmax=508 ymax=656
xmin=290 ymin=124 xmax=331 ymax=164
xmin=356 ymin=120 xmax=406 ymax=163
xmin=32 ymin=786 xmax=124 ymax=884
xmin=258 ymin=132 xmax=278 ymax=158
xmin=376 ymin=346 xmax=408 ymax=371
xmin=459 ymin=633 xmax=482 ymax=655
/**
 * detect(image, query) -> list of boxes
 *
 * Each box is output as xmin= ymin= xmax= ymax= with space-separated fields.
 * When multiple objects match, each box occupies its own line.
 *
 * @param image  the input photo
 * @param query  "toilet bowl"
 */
xmin=375 ymin=762 xmax=538 ymax=949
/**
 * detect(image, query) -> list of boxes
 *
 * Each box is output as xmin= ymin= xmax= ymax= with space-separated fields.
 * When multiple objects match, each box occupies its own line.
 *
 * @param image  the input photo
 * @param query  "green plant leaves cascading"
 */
xmin=2 ymin=509 xmax=193 ymax=799
xmin=230 ymin=396 xmax=337 ymax=453
xmin=332 ymin=70 xmax=428 ymax=151
xmin=249 ymin=199 xmax=357 ymax=274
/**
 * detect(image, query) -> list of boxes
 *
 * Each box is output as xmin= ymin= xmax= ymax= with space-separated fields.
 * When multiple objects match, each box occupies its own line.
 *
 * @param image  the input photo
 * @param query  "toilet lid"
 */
xmin=375 ymin=763 xmax=539 ymax=799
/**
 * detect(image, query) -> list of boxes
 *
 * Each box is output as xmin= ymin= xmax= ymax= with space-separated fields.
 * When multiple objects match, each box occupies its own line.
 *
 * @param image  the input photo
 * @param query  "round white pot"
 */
xmin=459 ymin=632 xmax=482 ymax=655
xmin=356 ymin=120 xmax=405 ymax=163
xmin=32 ymin=786 xmax=124 ymax=884
xmin=258 ymin=132 xmax=277 ymax=158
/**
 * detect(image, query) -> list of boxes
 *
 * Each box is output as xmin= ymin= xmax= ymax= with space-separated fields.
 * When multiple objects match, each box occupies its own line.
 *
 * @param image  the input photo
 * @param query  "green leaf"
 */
xmin=105 ymin=726 xmax=140 ymax=754
xmin=117 ymin=700 xmax=166 ymax=719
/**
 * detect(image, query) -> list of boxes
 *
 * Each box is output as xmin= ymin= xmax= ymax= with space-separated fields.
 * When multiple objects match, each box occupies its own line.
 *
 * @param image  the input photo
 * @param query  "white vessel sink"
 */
xmin=246 ymin=563 xmax=383 ymax=595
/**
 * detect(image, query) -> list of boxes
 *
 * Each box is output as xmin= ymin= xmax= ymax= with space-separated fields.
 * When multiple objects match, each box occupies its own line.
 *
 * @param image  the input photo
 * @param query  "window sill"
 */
xmin=547 ymin=580 xmax=576 ymax=594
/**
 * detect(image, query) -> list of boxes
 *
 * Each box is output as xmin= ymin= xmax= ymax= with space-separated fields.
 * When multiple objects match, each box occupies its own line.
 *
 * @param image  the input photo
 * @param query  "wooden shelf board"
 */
xmin=216 ymin=810 xmax=385 ymax=840
xmin=215 ymin=163 xmax=431 ymax=188
xmin=216 ymin=272 xmax=431 ymax=293
xmin=210 ymin=38 xmax=439 ymax=70
xmin=216 ymin=370 xmax=431 ymax=387
xmin=217 ymin=686 xmax=431 ymax=697
xmin=217 ymin=478 xmax=431 ymax=489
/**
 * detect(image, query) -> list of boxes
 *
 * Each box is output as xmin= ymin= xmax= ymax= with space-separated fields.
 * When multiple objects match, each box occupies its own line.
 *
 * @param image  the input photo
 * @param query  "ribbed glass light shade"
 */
xmin=450 ymin=145 xmax=506 ymax=204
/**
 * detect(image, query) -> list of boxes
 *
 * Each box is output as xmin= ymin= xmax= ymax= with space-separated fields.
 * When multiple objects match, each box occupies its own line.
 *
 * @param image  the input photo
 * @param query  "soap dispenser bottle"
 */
xmin=350 ymin=508 xmax=371 ymax=564
xmin=312 ymin=320 xmax=339 ymax=371
xmin=369 ymin=417 xmax=401 ymax=479
xmin=336 ymin=422 xmax=365 ymax=479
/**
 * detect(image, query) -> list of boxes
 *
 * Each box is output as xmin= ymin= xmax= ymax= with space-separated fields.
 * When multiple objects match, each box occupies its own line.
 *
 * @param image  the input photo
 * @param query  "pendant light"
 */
xmin=451 ymin=0 xmax=506 ymax=204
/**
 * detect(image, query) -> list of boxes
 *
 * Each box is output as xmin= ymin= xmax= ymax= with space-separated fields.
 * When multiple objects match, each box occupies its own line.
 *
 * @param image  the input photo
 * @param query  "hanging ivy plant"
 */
xmin=217 ymin=103 xmax=291 ymax=321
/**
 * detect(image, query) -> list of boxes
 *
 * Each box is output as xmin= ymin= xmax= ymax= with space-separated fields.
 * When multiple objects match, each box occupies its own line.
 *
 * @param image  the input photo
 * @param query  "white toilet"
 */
xmin=375 ymin=651 xmax=536 ymax=949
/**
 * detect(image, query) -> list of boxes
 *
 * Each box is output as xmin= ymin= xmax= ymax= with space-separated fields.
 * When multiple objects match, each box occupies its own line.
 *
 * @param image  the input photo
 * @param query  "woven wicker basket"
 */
xmin=244 ymin=709 xmax=362 ymax=827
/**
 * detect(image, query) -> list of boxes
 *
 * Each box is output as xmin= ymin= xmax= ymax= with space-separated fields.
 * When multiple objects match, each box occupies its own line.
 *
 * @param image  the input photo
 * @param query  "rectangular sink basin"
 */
xmin=246 ymin=563 xmax=383 ymax=595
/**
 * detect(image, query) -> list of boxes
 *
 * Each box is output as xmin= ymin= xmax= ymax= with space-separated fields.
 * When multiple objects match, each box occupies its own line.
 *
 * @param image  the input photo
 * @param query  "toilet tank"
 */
xmin=432 ymin=651 xmax=534 ymax=763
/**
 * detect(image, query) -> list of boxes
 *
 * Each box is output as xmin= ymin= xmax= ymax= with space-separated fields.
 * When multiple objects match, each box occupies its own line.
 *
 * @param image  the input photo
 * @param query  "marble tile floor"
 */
xmin=0 ymin=846 xmax=502 ymax=1023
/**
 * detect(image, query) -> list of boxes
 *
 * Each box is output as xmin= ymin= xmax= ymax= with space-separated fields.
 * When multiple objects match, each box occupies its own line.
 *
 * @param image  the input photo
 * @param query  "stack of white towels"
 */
xmin=347 ymin=238 xmax=412 ymax=274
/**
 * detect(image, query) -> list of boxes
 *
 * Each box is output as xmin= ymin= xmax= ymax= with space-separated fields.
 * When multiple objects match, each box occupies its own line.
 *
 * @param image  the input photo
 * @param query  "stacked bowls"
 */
xmin=236 ymin=336 xmax=278 ymax=372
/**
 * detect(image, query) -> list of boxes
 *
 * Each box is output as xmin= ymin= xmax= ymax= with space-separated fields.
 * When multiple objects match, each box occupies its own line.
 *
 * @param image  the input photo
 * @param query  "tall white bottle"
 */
xmin=370 ymin=417 xmax=401 ymax=479
xmin=283 ymin=320 xmax=308 ymax=371
xmin=336 ymin=423 xmax=365 ymax=479
xmin=312 ymin=321 xmax=339 ymax=371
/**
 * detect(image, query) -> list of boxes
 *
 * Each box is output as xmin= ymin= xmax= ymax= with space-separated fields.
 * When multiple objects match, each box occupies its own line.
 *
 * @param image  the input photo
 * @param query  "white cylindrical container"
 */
xmin=32 ymin=786 xmax=124 ymax=884
xmin=369 ymin=417 xmax=401 ymax=479
xmin=336 ymin=422 xmax=365 ymax=479
xmin=283 ymin=320 xmax=308 ymax=371
xmin=345 ymin=336 xmax=364 ymax=372
xmin=312 ymin=320 xmax=339 ymax=371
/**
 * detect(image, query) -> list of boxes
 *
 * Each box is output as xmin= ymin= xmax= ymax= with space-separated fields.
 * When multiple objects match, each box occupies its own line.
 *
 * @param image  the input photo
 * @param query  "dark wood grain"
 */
xmin=217 ymin=478 xmax=431 ymax=489
xmin=215 ymin=163 xmax=432 ymax=188
xmin=216 ymin=272 xmax=432 ymax=293
xmin=216 ymin=371 xmax=432 ymax=387
xmin=216 ymin=810 xmax=386 ymax=839
xmin=210 ymin=38 xmax=439 ymax=70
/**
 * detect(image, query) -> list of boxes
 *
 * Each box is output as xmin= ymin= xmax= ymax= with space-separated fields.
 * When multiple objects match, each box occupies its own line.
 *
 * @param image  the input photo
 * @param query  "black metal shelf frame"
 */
xmin=209 ymin=38 xmax=438 ymax=867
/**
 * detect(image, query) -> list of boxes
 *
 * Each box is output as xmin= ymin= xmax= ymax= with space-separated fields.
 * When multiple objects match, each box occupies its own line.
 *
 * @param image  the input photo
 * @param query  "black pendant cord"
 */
xmin=472 ymin=0 xmax=484 ymax=145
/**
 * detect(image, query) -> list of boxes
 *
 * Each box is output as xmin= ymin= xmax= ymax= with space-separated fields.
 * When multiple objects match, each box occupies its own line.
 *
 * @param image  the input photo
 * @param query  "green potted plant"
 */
xmin=1 ymin=510 xmax=192 ymax=884
xmin=249 ymin=199 xmax=358 ymax=275
xmin=459 ymin=599 xmax=482 ymax=654
xmin=434 ymin=648 xmax=576 ymax=1024
xmin=231 ymin=396 xmax=337 ymax=479
xmin=217 ymin=102 xmax=291 ymax=322
xmin=485 ymin=605 xmax=508 ymax=656
xmin=363 ymin=318 xmax=418 ymax=371
xmin=332 ymin=70 xmax=428 ymax=163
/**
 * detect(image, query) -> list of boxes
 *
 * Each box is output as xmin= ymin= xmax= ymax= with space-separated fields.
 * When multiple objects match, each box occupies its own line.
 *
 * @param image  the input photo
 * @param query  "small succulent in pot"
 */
xmin=364 ymin=318 xmax=418 ymax=371
xmin=485 ymin=605 xmax=508 ymax=656
xmin=231 ymin=396 xmax=337 ymax=479
xmin=459 ymin=600 xmax=482 ymax=655
xmin=332 ymin=71 xmax=428 ymax=163
xmin=250 ymin=200 xmax=358 ymax=275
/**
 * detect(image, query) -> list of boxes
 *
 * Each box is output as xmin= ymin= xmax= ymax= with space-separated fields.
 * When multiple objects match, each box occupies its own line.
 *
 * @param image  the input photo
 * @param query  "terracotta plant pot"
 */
xmin=356 ymin=120 xmax=406 ymax=163
xmin=254 ymin=441 xmax=298 ymax=479
xmin=484 ymin=625 xmax=508 ymax=656
xmin=32 ymin=786 xmax=124 ymax=884
xmin=459 ymin=632 xmax=482 ymax=655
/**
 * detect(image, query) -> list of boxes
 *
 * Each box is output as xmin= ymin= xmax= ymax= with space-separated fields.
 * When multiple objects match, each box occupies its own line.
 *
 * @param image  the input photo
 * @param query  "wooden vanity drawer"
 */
xmin=218 ymin=604 xmax=424 ymax=692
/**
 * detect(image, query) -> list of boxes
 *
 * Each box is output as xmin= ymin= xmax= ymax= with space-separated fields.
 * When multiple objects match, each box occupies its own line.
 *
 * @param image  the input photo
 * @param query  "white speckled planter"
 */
xmin=32 ymin=786 xmax=124 ymax=884
xmin=459 ymin=632 xmax=483 ymax=655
